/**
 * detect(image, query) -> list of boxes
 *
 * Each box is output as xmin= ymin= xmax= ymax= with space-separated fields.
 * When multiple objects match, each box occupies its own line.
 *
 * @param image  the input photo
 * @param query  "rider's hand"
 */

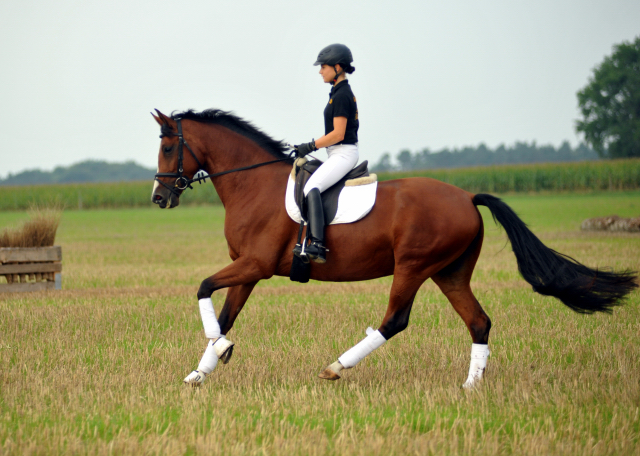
xmin=294 ymin=140 xmax=317 ymax=158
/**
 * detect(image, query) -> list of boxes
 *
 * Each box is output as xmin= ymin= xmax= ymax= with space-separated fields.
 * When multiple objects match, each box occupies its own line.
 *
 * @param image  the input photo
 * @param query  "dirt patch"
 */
xmin=581 ymin=215 xmax=640 ymax=232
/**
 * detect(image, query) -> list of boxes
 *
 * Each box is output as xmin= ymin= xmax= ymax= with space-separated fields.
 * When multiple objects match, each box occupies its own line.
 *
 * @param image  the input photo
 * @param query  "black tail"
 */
xmin=473 ymin=193 xmax=638 ymax=314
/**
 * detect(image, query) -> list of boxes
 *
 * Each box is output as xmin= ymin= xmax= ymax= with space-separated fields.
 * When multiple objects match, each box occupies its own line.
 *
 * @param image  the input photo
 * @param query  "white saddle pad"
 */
xmin=285 ymin=176 xmax=377 ymax=225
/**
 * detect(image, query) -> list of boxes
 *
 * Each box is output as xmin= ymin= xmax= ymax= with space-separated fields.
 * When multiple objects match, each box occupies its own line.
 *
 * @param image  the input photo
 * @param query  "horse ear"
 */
xmin=151 ymin=111 xmax=162 ymax=126
xmin=153 ymin=109 xmax=176 ymax=134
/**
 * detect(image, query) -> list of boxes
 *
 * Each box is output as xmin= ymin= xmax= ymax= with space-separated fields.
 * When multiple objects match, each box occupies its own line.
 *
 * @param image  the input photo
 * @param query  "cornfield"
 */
xmin=1 ymin=159 xmax=639 ymax=211
xmin=0 ymin=180 xmax=220 ymax=211
xmin=377 ymin=158 xmax=640 ymax=193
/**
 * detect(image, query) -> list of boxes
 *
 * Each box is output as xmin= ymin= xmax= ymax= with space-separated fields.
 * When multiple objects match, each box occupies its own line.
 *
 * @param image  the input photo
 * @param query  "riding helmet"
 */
xmin=313 ymin=44 xmax=353 ymax=67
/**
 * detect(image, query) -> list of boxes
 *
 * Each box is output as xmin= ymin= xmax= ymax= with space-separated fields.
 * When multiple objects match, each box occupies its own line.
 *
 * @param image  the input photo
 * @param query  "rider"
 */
xmin=295 ymin=43 xmax=359 ymax=264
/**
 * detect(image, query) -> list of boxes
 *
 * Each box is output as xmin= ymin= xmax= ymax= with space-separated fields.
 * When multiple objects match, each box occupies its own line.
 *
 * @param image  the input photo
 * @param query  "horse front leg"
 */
xmin=184 ymin=257 xmax=264 ymax=386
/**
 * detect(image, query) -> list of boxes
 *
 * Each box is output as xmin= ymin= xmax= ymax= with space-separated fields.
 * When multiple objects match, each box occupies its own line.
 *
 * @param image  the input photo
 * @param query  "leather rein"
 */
xmin=154 ymin=118 xmax=295 ymax=198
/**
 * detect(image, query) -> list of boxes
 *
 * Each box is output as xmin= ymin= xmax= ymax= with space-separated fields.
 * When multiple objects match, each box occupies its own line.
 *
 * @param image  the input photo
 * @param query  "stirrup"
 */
xmin=306 ymin=241 xmax=327 ymax=264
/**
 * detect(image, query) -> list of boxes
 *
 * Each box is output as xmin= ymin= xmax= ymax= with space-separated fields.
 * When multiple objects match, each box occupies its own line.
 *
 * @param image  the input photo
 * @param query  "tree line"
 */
xmin=0 ymin=160 xmax=155 ymax=186
xmin=372 ymin=142 xmax=598 ymax=172
xmin=374 ymin=34 xmax=639 ymax=172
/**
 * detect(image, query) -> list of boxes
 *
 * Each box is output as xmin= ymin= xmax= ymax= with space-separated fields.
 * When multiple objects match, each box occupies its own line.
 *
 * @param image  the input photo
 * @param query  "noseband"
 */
xmin=154 ymin=118 xmax=295 ymax=198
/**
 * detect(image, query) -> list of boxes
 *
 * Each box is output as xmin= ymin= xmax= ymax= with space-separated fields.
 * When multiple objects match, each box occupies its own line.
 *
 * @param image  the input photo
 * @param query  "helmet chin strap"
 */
xmin=332 ymin=65 xmax=344 ymax=84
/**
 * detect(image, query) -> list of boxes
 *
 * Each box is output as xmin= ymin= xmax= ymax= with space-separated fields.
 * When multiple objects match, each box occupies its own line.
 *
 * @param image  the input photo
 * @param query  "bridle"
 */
xmin=154 ymin=118 xmax=295 ymax=198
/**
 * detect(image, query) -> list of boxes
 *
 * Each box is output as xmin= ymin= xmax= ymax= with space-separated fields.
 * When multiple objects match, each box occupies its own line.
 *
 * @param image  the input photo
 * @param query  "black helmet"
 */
xmin=313 ymin=44 xmax=353 ymax=67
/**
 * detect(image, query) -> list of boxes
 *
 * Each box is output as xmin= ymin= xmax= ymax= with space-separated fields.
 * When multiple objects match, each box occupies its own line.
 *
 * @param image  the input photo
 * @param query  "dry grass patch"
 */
xmin=0 ymin=206 xmax=61 ymax=248
xmin=1 ymin=288 xmax=639 ymax=455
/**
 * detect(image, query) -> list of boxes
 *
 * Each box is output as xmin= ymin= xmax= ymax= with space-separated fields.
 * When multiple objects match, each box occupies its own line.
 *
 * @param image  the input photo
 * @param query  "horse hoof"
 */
xmin=318 ymin=368 xmax=341 ymax=380
xmin=183 ymin=370 xmax=206 ymax=387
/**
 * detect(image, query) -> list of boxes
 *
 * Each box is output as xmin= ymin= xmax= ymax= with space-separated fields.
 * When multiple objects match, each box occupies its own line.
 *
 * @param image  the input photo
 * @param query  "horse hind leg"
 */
xmin=319 ymin=270 xmax=426 ymax=380
xmin=432 ymin=227 xmax=492 ymax=388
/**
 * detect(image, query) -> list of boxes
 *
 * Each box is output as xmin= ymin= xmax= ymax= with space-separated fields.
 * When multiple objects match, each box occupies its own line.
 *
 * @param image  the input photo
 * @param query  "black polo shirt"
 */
xmin=324 ymin=80 xmax=359 ymax=145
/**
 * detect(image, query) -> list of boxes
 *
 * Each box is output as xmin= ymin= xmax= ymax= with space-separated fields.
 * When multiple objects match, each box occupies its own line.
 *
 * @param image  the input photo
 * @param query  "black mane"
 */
xmin=168 ymin=109 xmax=293 ymax=163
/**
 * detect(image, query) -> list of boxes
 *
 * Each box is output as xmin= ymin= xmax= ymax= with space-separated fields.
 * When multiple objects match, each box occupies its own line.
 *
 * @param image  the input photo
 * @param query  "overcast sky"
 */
xmin=1 ymin=0 xmax=639 ymax=178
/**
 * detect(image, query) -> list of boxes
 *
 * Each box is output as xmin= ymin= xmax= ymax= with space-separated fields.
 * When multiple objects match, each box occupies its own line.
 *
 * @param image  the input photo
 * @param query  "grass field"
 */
xmin=1 ymin=191 xmax=639 ymax=455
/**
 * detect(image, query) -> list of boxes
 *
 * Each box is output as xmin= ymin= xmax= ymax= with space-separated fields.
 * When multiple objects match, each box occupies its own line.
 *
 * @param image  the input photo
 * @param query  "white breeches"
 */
xmin=303 ymin=144 xmax=359 ymax=196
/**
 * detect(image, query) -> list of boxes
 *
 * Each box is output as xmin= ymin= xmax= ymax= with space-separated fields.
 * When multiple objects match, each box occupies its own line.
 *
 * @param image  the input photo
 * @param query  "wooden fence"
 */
xmin=0 ymin=247 xmax=62 ymax=293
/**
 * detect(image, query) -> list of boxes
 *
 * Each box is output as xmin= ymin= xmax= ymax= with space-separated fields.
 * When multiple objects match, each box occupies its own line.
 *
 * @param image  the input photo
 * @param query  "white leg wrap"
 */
xmin=196 ymin=339 xmax=219 ymax=374
xmin=462 ymin=343 xmax=490 ymax=389
xmin=199 ymin=298 xmax=220 ymax=339
xmin=338 ymin=329 xmax=387 ymax=369
xmin=184 ymin=337 xmax=232 ymax=385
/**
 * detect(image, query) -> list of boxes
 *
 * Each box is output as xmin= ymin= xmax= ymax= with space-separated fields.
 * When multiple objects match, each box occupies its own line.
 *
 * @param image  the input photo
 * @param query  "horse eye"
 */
xmin=163 ymin=146 xmax=173 ymax=153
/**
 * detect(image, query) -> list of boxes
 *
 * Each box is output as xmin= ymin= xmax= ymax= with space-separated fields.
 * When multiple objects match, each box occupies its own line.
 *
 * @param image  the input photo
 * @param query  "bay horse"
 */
xmin=151 ymin=109 xmax=637 ymax=387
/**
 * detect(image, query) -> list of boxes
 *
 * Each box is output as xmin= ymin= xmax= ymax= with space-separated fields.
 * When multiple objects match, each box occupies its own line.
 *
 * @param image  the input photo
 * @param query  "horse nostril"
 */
xmin=154 ymin=194 xmax=163 ymax=201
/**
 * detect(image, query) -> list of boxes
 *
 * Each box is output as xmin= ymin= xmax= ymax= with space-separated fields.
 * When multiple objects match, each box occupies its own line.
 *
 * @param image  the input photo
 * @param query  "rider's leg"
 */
xmin=303 ymin=145 xmax=359 ymax=195
xmin=305 ymin=188 xmax=326 ymax=263
xmin=303 ymin=145 xmax=358 ymax=263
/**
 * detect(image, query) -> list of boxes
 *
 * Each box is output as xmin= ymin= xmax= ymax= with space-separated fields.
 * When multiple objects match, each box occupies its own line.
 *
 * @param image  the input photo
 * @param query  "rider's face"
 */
xmin=319 ymin=64 xmax=341 ymax=83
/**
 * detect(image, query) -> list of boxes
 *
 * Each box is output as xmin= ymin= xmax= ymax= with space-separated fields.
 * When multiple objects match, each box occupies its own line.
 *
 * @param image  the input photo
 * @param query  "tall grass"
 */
xmin=377 ymin=158 xmax=640 ymax=193
xmin=1 ymin=159 xmax=639 ymax=211
xmin=0 ymin=180 xmax=221 ymax=211
xmin=0 ymin=206 xmax=61 ymax=247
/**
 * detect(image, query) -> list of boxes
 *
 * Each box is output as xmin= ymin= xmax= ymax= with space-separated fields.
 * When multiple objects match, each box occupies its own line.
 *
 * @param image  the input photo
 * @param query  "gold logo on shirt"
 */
xmin=329 ymin=99 xmax=333 ymax=104
xmin=353 ymin=97 xmax=357 ymax=102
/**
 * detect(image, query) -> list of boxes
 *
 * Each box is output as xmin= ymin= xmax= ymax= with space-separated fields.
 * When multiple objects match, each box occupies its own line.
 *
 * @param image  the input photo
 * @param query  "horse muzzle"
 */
xmin=152 ymin=187 xmax=180 ymax=209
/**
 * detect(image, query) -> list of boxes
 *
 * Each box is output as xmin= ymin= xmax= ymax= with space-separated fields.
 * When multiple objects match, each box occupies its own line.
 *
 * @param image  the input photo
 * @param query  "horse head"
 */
xmin=151 ymin=110 xmax=201 ymax=209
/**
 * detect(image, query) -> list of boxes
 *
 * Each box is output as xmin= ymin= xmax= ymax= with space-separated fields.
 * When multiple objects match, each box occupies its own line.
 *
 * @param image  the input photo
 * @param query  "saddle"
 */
xmin=292 ymin=157 xmax=375 ymax=224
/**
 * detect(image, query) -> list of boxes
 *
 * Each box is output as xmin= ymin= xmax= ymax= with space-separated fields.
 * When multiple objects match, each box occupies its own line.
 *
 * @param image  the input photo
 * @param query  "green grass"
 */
xmin=0 ymin=191 xmax=639 ymax=455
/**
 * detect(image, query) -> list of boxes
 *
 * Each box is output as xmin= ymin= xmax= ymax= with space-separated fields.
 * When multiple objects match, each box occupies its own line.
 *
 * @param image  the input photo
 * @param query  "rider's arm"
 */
xmin=314 ymin=117 xmax=347 ymax=149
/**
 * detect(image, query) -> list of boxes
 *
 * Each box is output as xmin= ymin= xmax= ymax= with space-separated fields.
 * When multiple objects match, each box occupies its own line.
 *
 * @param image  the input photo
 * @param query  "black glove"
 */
xmin=294 ymin=140 xmax=317 ymax=158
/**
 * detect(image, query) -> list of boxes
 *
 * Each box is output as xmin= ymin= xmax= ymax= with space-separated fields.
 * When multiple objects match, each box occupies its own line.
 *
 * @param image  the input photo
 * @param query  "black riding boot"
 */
xmin=305 ymin=188 xmax=327 ymax=264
